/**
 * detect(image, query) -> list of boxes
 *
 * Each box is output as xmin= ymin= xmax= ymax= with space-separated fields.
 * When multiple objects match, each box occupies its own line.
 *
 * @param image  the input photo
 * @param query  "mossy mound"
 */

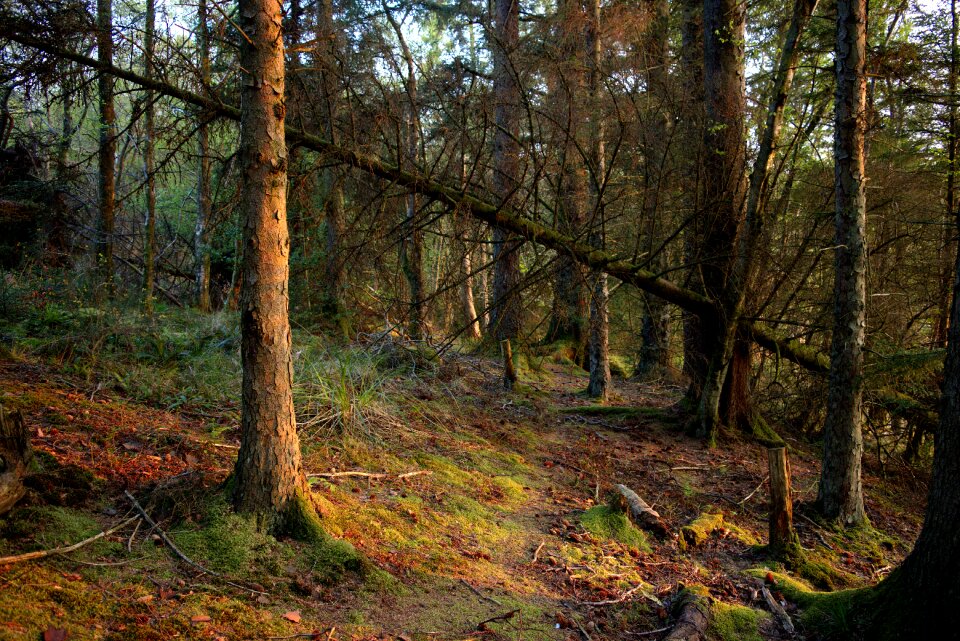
xmin=708 ymin=601 xmax=771 ymax=641
xmin=580 ymin=504 xmax=651 ymax=552
xmin=679 ymin=512 xmax=724 ymax=550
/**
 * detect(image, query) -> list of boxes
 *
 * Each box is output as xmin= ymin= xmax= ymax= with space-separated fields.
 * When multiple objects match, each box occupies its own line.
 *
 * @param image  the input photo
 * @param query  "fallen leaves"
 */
xmin=283 ymin=610 xmax=302 ymax=623
xmin=43 ymin=629 xmax=68 ymax=641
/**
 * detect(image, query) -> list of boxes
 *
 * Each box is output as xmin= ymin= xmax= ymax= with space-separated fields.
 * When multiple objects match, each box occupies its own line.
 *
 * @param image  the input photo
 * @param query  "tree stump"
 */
xmin=767 ymin=446 xmax=794 ymax=553
xmin=501 ymin=339 xmax=517 ymax=390
xmin=0 ymin=405 xmax=31 ymax=515
xmin=664 ymin=585 xmax=711 ymax=641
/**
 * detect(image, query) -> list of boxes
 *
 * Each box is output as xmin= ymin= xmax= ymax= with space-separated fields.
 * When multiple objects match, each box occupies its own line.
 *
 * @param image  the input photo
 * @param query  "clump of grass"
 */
xmin=296 ymin=347 xmax=397 ymax=442
xmin=580 ymin=504 xmax=651 ymax=552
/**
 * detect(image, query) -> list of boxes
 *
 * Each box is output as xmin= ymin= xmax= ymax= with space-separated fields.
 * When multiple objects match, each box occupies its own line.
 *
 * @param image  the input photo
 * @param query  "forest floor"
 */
xmin=0 ymin=308 xmax=930 ymax=641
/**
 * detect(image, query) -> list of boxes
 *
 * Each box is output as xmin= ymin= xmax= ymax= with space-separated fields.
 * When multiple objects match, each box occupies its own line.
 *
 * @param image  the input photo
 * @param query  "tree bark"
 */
xmin=96 ymin=0 xmax=116 ymax=297
xmin=935 ymin=0 xmax=959 ymax=348
xmin=195 ymin=0 xmax=212 ymax=312
xmin=545 ymin=0 xmax=588 ymax=365
xmin=384 ymin=4 xmax=425 ymax=339
xmin=0 ymin=405 xmax=31 ymax=516
xmin=143 ymin=0 xmax=156 ymax=315
xmin=490 ymin=0 xmax=523 ymax=355
xmin=693 ymin=0 xmax=748 ymax=444
xmin=817 ymin=0 xmax=867 ymax=526
xmin=315 ymin=0 xmax=348 ymax=333
xmin=636 ymin=0 xmax=672 ymax=380
xmin=586 ymin=0 xmax=609 ymax=400
xmin=232 ymin=0 xmax=315 ymax=535
xmin=767 ymin=446 xmax=795 ymax=554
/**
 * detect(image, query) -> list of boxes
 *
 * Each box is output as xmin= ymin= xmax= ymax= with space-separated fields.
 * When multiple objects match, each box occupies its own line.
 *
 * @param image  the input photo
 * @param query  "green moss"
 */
xmin=708 ymin=601 xmax=770 ymax=641
xmin=558 ymin=404 xmax=666 ymax=417
xmin=491 ymin=475 xmax=527 ymax=505
xmin=679 ymin=513 xmax=724 ymax=550
xmin=175 ymin=500 xmax=288 ymax=575
xmin=0 ymin=505 xmax=119 ymax=558
xmin=580 ymin=505 xmax=651 ymax=552
xmin=749 ymin=413 xmax=785 ymax=448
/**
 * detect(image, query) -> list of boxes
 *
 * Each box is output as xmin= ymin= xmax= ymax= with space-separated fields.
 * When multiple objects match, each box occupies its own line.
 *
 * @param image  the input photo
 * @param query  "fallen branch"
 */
xmin=461 ymin=578 xmax=503 ymax=607
xmin=476 ymin=609 xmax=519 ymax=631
xmin=531 ymin=541 xmax=545 ymax=563
xmin=307 ymin=470 xmax=431 ymax=481
xmin=761 ymin=585 xmax=795 ymax=634
xmin=0 ymin=515 xmax=139 ymax=565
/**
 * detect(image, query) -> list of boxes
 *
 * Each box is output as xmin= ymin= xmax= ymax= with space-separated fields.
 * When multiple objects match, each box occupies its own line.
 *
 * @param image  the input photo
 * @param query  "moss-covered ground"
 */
xmin=0 ymin=305 xmax=929 ymax=640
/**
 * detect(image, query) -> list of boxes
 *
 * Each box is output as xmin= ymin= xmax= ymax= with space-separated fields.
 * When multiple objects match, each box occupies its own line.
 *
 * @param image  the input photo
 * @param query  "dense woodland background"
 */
xmin=0 ymin=0 xmax=959 ymax=638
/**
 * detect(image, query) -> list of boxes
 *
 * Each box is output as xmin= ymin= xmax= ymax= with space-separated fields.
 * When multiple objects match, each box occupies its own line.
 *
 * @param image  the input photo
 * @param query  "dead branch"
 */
xmin=0 ymin=515 xmax=139 ymax=565
xmin=476 ymin=609 xmax=519 ymax=631
xmin=613 ymin=484 xmax=670 ymax=537
xmin=761 ymin=585 xmax=795 ymax=634
xmin=307 ymin=470 xmax=431 ymax=481
xmin=461 ymin=578 xmax=504 ymax=607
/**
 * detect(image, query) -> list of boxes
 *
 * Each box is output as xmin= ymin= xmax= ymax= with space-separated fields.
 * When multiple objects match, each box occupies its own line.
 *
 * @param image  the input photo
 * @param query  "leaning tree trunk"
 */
xmin=96 ymin=0 xmax=116 ymax=298
xmin=490 ymin=0 xmax=523 ymax=378
xmin=817 ymin=0 xmax=867 ymax=526
xmin=232 ymin=0 xmax=319 ymax=538
xmin=143 ymin=0 xmax=156 ymax=314
xmin=0 ymin=406 xmax=31 ymax=516
xmin=195 ymin=0 xmax=213 ymax=313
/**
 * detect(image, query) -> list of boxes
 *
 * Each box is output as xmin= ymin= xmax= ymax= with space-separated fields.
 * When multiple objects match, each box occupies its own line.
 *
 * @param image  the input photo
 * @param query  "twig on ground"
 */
xmin=127 ymin=516 xmax=141 ymax=552
xmin=580 ymin=584 xmax=644 ymax=606
xmin=461 ymin=578 xmax=503 ymax=607
xmin=626 ymin=626 xmax=671 ymax=637
xmin=531 ymin=541 xmax=545 ymax=564
xmin=761 ymin=585 xmax=795 ymax=634
xmin=476 ymin=609 xmax=519 ymax=630
xmin=739 ymin=476 xmax=769 ymax=505
xmin=0 ymin=515 xmax=139 ymax=565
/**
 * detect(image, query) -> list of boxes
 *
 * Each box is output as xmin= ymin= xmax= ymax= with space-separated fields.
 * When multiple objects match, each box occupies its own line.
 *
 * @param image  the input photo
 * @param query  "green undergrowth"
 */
xmin=557 ymin=404 xmax=674 ymax=422
xmin=0 ymin=505 xmax=121 ymax=560
xmin=580 ymin=505 xmax=651 ymax=553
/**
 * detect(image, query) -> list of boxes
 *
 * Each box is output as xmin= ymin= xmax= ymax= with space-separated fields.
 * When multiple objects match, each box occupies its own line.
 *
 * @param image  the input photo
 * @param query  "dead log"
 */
xmin=678 ymin=513 xmax=724 ymax=550
xmin=761 ymin=585 xmax=795 ymax=634
xmin=664 ymin=586 xmax=711 ymax=641
xmin=501 ymin=339 xmax=517 ymax=390
xmin=0 ymin=405 xmax=31 ymax=515
xmin=613 ymin=484 xmax=670 ymax=536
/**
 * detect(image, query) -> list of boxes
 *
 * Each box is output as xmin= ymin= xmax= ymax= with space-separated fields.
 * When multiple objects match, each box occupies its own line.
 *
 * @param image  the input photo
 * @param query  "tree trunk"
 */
xmin=384 ymin=4 xmax=425 ymax=339
xmin=490 ymin=0 xmax=523 ymax=355
xmin=693 ymin=0 xmax=748 ymax=444
xmin=458 ymin=119 xmax=481 ymax=339
xmin=96 ymin=0 xmax=116 ymax=297
xmin=232 ymin=0 xmax=317 ymax=537
xmin=316 ymin=0 xmax=347 ymax=332
xmin=817 ymin=0 xmax=867 ymax=526
xmin=679 ymin=0 xmax=706 ymax=395
xmin=636 ymin=0 xmax=672 ymax=380
xmin=586 ymin=0 xmax=609 ymax=400
xmin=545 ymin=0 xmax=588 ymax=365
xmin=195 ymin=0 xmax=212 ymax=313
xmin=935 ymin=0 xmax=959 ymax=348
xmin=143 ymin=0 xmax=156 ymax=315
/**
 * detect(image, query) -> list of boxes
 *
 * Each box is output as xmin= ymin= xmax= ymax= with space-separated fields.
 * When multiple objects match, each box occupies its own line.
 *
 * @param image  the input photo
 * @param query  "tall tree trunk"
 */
xmin=693 ymin=0 xmax=748 ymax=444
xmin=586 ymin=0 xmax=609 ymax=400
xmin=384 ymin=4 xmax=425 ymax=339
xmin=490 ymin=0 xmax=523 ymax=380
xmin=817 ymin=0 xmax=867 ymax=526
xmin=143 ymin=0 xmax=156 ymax=314
xmin=546 ymin=0 xmax=588 ymax=365
xmin=96 ymin=0 xmax=116 ymax=297
xmin=195 ymin=0 xmax=212 ymax=312
xmin=936 ymin=0 xmax=959 ymax=348
xmin=232 ymin=0 xmax=318 ymax=537
xmin=635 ymin=0 xmax=672 ymax=380
xmin=316 ymin=0 xmax=347 ymax=332
xmin=679 ymin=0 xmax=707 ymax=395
xmin=458 ymin=101 xmax=481 ymax=339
